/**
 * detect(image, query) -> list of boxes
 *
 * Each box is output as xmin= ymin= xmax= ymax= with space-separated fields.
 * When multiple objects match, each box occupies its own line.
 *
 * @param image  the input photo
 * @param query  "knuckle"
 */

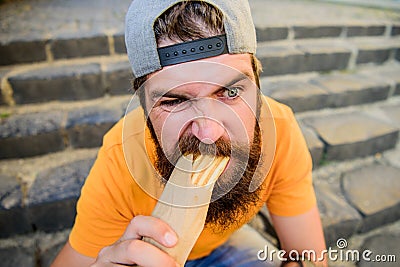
xmin=129 ymin=215 xmax=145 ymax=234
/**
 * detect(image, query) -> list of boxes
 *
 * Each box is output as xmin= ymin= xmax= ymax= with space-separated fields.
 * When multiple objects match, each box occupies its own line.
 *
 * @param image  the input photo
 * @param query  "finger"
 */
xmin=121 ymin=215 xmax=178 ymax=248
xmin=110 ymin=239 xmax=178 ymax=267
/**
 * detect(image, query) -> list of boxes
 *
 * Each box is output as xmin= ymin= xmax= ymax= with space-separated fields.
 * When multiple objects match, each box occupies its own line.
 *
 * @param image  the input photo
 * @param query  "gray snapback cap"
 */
xmin=125 ymin=0 xmax=256 ymax=78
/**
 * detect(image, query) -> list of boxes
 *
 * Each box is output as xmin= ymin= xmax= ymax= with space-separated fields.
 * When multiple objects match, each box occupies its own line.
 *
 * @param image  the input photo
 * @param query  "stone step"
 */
xmin=255 ymin=22 xmax=399 ymax=42
xmin=0 ymin=229 xmax=70 ymax=267
xmin=1 ymin=21 xmax=398 ymax=67
xmin=1 ymin=37 xmax=399 ymax=106
xmin=6 ymin=22 xmax=400 ymax=63
xmin=311 ymin=146 xmax=400 ymax=249
xmin=0 ymin=55 xmax=132 ymax=105
xmin=2 ymin=94 xmax=137 ymax=159
xmin=0 ymin=0 xmax=132 ymax=67
xmin=0 ymin=95 xmax=134 ymax=159
xmin=257 ymin=36 xmax=400 ymax=76
xmin=1 ymin=0 xmax=399 ymax=65
xmin=298 ymin=97 xmax=400 ymax=163
xmin=1 ymin=63 xmax=399 ymax=160
xmin=261 ymin=61 xmax=400 ymax=113
xmin=2 ymin=21 xmax=397 ymax=66
xmin=341 ymin=164 xmax=400 ymax=233
xmin=0 ymin=148 xmax=98 ymax=237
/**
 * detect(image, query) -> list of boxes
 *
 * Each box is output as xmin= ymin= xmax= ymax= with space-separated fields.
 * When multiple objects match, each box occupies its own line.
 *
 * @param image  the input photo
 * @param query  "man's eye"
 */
xmin=222 ymin=87 xmax=241 ymax=99
xmin=159 ymin=98 xmax=187 ymax=107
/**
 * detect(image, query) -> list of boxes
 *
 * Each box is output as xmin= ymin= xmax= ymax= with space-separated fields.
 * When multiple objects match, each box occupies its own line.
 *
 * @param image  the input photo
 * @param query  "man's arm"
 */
xmin=271 ymin=205 xmax=327 ymax=266
xmin=51 ymin=241 xmax=95 ymax=267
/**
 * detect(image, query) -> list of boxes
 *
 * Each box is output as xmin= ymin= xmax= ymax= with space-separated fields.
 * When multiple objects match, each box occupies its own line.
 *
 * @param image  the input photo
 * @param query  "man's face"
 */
xmin=145 ymin=53 xmax=258 ymax=164
xmin=136 ymin=53 xmax=263 ymax=230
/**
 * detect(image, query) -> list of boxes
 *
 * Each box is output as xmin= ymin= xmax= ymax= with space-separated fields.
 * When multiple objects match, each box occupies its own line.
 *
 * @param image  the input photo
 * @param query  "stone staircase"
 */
xmin=1 ymin=0 xmax=400 ymax=266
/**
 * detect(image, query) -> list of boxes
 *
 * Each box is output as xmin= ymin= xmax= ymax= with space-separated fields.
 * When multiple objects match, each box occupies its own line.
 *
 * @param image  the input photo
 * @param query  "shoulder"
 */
xmin=261 ymin=95 xmax=307 ymax=153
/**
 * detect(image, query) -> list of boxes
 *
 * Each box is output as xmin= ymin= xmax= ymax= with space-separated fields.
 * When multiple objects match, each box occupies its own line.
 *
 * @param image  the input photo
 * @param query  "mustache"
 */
xmin=173 ymin=134 xmax=252 ymax=163
xmin=178 ymin=134 xmax=231 ymax=158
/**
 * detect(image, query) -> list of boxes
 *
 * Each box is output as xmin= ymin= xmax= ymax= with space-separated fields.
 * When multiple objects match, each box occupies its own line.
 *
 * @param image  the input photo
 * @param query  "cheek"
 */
xmin=224 ymin=94 xmax=257 ymax=144
xmin=149 ymin=109 xmax=192 ymax=153
xmin=226 ymin=105 xmax=255 ymax=143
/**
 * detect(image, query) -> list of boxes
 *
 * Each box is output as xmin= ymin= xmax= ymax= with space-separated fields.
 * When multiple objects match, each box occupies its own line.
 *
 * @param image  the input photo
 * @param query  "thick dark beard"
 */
xmin=147 ymin=119 xmax=263 ymax=233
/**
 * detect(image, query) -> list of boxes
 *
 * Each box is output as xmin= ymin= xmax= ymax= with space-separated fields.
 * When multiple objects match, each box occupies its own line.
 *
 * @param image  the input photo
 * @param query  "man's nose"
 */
xmin=191 ymin=118 xmax=225 ymax=144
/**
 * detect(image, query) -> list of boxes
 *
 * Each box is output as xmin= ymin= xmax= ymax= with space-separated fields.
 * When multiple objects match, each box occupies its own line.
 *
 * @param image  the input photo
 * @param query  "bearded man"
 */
xmin=52 ymin=1 xmax=327 ymax=266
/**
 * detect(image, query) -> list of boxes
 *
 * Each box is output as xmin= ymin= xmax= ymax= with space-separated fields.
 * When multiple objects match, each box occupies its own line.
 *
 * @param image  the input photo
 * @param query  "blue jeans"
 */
xmin=185 ymin=224 xmax=281 ymax=267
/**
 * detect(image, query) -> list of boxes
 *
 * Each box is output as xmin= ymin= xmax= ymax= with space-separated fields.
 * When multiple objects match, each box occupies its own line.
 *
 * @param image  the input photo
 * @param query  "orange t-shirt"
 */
xmin=69 ymin=96 xmax=316 ymax=259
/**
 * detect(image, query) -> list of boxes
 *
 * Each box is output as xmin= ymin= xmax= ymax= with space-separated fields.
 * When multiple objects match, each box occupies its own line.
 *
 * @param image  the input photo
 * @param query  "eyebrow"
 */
xmin=226 ymin=71 xmax=254 ymax=88
xmin=150 ymin=71 xmax=254 ymax=101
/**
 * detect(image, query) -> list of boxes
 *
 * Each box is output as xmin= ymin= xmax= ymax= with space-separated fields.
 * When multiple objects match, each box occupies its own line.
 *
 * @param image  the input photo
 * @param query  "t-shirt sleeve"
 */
xmin=266 ymin=104 xmax=316 ymax=217
xmin=69 ymin=144 xmax=135 ymax=258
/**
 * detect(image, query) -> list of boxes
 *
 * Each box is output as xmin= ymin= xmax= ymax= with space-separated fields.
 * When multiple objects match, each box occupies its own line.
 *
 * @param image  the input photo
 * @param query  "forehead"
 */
xmin=144 ymin=53 xmax=254 ymax=94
